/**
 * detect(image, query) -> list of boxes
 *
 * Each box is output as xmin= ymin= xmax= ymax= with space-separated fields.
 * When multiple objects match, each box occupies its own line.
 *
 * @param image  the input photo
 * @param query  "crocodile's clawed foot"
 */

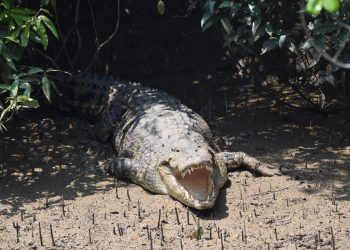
xmin=215 ymin=151 xmax=282 ymax=177
xmin=250 ymin=162 xmax=282 ymax=177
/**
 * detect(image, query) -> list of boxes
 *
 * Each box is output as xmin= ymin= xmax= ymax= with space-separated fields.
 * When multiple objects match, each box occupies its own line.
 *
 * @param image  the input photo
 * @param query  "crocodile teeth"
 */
xmin=180 ymin=164 xmax=213 ymax=177
xmin=182 ymin=166 xmax=195 ymax=178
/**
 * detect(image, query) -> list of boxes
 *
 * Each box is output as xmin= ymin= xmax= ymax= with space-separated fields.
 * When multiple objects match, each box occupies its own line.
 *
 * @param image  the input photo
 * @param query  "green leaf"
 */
xmin=20 ymin=25 xmax=29 ymax=47
xmin=11 ymin=14 xmax=24 ymax=27
xmin=11 ymin=7 xmax=36 ymax=15
xmin=218 ymin=1 xmax=232 ymax=9
xmin=5 ymin=58 xmax=16 ymax=71
xmin=5 ymin=28 xmax=20 ymax=44
xmin=220 ymin=17 xmax=231 ymax=35
xmin=286 ymin=40 xmax=298 ymax=55
xmin=202 ymin=16 xmax=218 ymax=31
xmin=306 ymin=0 xmax=323 ymax=15
xmin=29 ymin=32 xmax=42 ymax=44
xmin=39 ymin=15 xmax=58 ymax=39
xmin=265 ymin=22 xmax=273 ymax=37
xmin=0 ymin=124 xmax=6 ymax=132
xmin=41 ymin=76 xmax=51 ymax=102
xmin=252 ymin=18 xmax=261 ymax=36
xmin=4 ymin=36 xmax=19 ymax=44
xmin=261 ymin=38 xmax=278 ymax=54
xmin=201 ymin=12 xmax=213 ymax=28
xmin=0 ymin=84 xmax=11 ymax=90
xmin=300 ymin=38 xmax=313 ymax=50
xmin=28 ymin=67 xmax=44 ymax=75
xmin=230 ymin=3 xmax=241 ymax=19
xmin=16 ymin=94 xmax=28 ymax=102
xmin=0 ymin=40 xmax=3 ymax=54
xmin=9 ymin=12 xmax=31 ymax=22
xmin=323 ymin=0 xmax=340 ymax=12
xmin=248 ymin=4 xmax=261 ymax=17
xmin=278 ymin=35 xmax=286 ymax=48
xmin=22 ymin=98 xmax=39 ymax=108
xmin=35 ymin=19 xmax=48 ymax=49
xmin=21 ymin=82 xmax=31 ymax=97
xmin=9 ymin=9 xmax=32 ymax=27
xmin=10 ymin=79 xmax=19 ymax=96
xmin=17 ymin=95 xmax=39 ymax=108
xmin=0 ymin=123 xmax=7 ymax=132
xmin=157 ymin=0 xmax=165 ymax=15
xmin=205 ymin=0 xmax=215 ymax=14
xmin=323 ymin=0 xmax=340 ymax=13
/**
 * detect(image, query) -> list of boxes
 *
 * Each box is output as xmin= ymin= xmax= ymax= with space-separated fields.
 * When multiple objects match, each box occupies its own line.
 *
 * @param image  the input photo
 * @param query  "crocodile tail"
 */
xmin=52 ymin=73 xmax=121 ymax=122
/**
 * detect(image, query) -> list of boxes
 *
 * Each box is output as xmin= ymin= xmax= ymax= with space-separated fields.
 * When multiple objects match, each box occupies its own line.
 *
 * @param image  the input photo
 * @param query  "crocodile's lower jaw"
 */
xmin=159 ymin=164 xmax=216 ymax=210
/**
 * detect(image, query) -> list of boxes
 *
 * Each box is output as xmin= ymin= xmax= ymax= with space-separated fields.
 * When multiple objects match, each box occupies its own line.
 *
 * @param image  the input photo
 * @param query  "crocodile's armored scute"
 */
xmin=56 ymin=74 xmax=280 ymax=209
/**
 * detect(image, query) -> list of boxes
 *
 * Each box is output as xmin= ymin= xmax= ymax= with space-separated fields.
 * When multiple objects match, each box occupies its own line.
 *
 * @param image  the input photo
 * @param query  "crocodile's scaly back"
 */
xmin=55 ymin=74 xmax=280 ymax=209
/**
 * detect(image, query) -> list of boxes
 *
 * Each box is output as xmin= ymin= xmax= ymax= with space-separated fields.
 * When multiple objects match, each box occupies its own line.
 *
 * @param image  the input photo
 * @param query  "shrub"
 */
xmin=200 ymin=0 xmax=349 ymax=111
xmin=0 ymin=0 xmax=58 ymax=131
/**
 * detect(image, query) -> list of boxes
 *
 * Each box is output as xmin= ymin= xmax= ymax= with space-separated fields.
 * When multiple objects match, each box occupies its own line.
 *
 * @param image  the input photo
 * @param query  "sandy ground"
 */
xmin=1 ymin=85 xmax=350 ymax=249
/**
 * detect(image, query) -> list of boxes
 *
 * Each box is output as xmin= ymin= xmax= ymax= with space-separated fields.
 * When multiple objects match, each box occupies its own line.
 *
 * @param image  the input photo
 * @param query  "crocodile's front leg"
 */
xmin=215 ymin=152 xmax=281 ymax=176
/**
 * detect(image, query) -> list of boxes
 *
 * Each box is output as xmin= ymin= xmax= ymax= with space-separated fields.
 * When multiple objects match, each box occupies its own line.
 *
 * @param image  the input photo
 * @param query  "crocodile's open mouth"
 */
xmin=175 ymin=165 xmax=213 ymax=201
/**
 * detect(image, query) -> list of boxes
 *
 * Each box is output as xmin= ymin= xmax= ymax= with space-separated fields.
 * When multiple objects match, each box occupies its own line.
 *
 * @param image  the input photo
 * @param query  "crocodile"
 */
xmin=55 ymin=74 xmax=281 ymax=210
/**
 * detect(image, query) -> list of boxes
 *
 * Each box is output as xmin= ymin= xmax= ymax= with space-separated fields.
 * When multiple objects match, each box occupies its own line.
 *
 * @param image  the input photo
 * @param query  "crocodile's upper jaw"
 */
xmin=158 ymin=158 xmax=225 ymax=210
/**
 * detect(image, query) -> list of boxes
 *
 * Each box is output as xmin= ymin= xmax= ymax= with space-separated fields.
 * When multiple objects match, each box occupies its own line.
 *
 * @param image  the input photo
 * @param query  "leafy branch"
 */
xmin=0 ymin=0 xmax=59 ymax=131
